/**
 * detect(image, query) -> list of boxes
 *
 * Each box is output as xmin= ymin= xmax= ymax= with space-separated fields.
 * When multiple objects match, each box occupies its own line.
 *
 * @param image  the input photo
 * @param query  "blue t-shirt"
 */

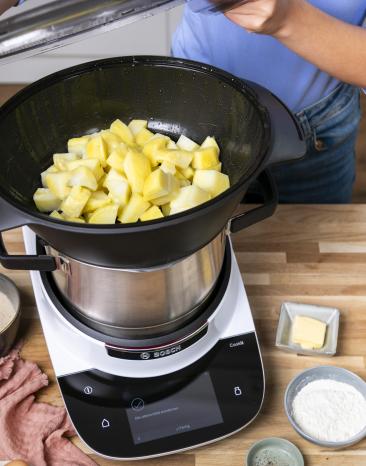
xmin=172 ymin=1 xmax=366 ymax=112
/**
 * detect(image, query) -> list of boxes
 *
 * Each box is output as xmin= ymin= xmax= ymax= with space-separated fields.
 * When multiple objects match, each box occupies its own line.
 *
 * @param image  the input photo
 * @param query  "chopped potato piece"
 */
xmin=201 ymin=136 xmax=220 ymax=153
xmin=41 ymin=165 xmax=58 ymax=188
xmin=128 ymin=119 xmax=148 ymax=136
xmin=118 ymin=193 xmax=151 ymax=224
xmin=214 ymin=162 xmax=222 ymax=172
xmin=177 ymin=135 xmax=199 ymax=151
xmin=161 ymin=203 xmax=171 ymax=217
xmin=151 ymin=176 xmax=179 ymax=206
xmin=86 ymin=135 xmax=108 ymax=167
xmin=143 ymin=135 xmax=169 ymax=166
xmin=53 ymin=153 xmax=80 ymax=171
xmin=167 ymin=139 xmax=177 ymax=150
xmin=143 ymin=168 xmax=173 ymax=202
xmin=160 ymin=160 xmax=176 ymax=175
xmin=64 ymin=216 xmax=86 ymax=223
xmin=140 ymin=205 xmax=164 ymax=222
xmin=66 ymin=158 xmax=104 ymax=181
xmin=46 ymin=172 xmax=71 ymax=200
xmin=124 ymin=150 xmax=151 ymax=194
xmin=88 ymin=204 xmax=118 ymax=224
xmin=101 ymin=130 xmax=123 ymax=153
xmin=104 ymin=169 xmax=131 ymax=206
xmin=83 ymin=190 xmax=111 ymax=213
xmin=33 ymin=188 xmax=61 ymax=213
xmin=136 ymin=128 xmax=154 ymax=146
xmin=193 ymin=170 xmax=230 ymax=197
xmin=68 ymin=166 xmax=98 ymax=191
xmin=179 ymin=166 xmax=195 ymax=181
xmin=110 ymin=119 xmax=134 ymax=145
xmin=170 ymin=185 xmax=211 ymax=215
xmin=154 ymin=149 xmax=193 ymax=170
xmin=106 ymin=146 xmax=127 ymax=173
xmin=50 ymin=210 xmax=64 ymax=220
xmin=192 ymin=147 xmax=219 ymax=170
xmin=68 ymin=136 xmax=90 ymax=156
xmin=61 ymin=186 xmax=91 ymax=218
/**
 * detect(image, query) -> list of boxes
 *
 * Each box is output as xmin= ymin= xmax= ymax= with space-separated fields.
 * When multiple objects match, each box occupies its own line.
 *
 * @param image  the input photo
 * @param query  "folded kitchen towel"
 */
xmin=0 ymin=344 xmax=97 ymax=466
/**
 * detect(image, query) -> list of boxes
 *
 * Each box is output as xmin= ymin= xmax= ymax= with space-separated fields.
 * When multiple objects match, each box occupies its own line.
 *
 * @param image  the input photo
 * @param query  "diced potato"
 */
xmin=53 ymin=153 xmax=80 ymax=171
xmin=101 ymin=130 xmax=123 ymax=153
xmin=106 ymin=146 xmax=127 ymax=173
xmin=124 ymin=150 xmax=151 ymax=194
xmin=201 ymin=136 xmax=220 ymax=153
xmin=160 ymin=160 xmax=176 ymax=175
xmin=64 ymin=216 xmax=86 ymax=224
xmin=68 ymin=166 xmax=98 ymax=191
xmin=140 ymin=205 xmax=164 ymax=222
xmin=118 ymin=193 xmax=150 ymax=224
xmin=161 ymin=203 xmax=171 ymax=217
xmin=193 ymin=170 xmax=230 ymax=197
xmin=170 ymin=185 xmax=211 ymax=215
xmin=179 ymin=166 xmax=195 ymax=181
xmin=68 ymin=136 xmax=90 ymax=156
xmin=104 ymin=169 xmax=131 ymax=206
xmin=61 ymin=186 xmax=91 ymax=218
xmin=177 ymin=134 xmax=199 ymax=151
xmin=86 ymin=135 xmax=108 ymax=167
xmin=143 ymin=168 xmax=172 ymax=201
xmin=214 ymin=162 xmax=222 ymax=172
xmin=192 ymin=147 xmax=219 ymax=170
xmin=154 ymin=149 xmax=193 ymax=170
xmin=142 ymin=135 xmax=169 ymax=166
xmin=41 ymin=165 xmax=58 ymax=188
xmin=167 ymin=139 xmax=177 ymax=150
xmin=66 ymin=158 xmax=104 ymax=181
xmin=110 ymin=119 xmax=134 ymax=145
xmin=128 ymin=119 xmax=148 ymax=136
xmin=151 ymin=176 xmax=180 ymax=206
xmin=135 ymin=128 xmax=154 ymax=146
xmin=46 ymin=172 xmax=71 ymax=200
xmin=50 ymin=210 xmax=64 ymax=220
xmin=88 ymin=204 xmax=118 ymax=224
xmin=83 ymin=190 xmax=112 ymax=213
xmin=33 ymin=188 xmax=61 ymax=213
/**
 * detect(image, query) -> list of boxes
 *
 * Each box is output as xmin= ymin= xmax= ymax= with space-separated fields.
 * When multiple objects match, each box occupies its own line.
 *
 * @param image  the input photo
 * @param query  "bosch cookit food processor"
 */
xmin=0 ymin=1 xmax=306 ymax=460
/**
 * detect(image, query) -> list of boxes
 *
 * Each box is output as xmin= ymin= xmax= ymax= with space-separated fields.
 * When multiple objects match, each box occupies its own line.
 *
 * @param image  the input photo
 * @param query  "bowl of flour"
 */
xmin=285 ymin=366 xmax=366 ymax=448
xmin=0 ymin=274 xmax=20 ymax=357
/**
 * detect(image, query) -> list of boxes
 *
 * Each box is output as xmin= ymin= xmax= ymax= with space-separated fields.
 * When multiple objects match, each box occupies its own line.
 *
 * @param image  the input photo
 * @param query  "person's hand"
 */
xmin=225 ymin=0 xmax=304 ymax=38
xmin=0 ymin=0 xmax=18 ymax=15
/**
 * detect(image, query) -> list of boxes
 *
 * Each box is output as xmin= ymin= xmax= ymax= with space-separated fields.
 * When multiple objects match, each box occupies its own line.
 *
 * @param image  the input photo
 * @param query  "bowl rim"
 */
xmin=246 ymin=437 xmax=304 ymax=466
xmin=0 ymin=273 xmax=21 ymax=334
xmin=284 ymin=365 xmax=366 ymax=448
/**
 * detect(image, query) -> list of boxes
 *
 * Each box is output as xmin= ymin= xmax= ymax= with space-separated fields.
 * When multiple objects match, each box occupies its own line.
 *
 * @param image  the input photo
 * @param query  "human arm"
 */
xmin=225 ymin=0 xmax=366 ymax=88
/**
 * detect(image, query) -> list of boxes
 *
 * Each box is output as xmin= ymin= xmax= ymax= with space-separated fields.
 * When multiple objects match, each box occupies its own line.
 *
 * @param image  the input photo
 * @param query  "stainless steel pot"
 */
xmin=45 ymin=231 xmax=226 ymax=338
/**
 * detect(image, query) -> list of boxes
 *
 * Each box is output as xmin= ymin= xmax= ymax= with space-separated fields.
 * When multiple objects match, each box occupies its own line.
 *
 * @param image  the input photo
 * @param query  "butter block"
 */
xmin=291 ymin=315 xmax=327 ymax=349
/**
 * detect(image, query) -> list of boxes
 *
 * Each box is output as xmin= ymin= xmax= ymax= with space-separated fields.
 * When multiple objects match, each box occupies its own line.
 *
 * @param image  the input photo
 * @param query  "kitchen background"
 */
xmin=0 ymin=1 xmax=365 ymax=202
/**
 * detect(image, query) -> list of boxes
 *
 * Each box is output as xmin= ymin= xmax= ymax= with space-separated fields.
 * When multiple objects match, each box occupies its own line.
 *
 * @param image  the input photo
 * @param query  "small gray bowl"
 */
xmin=246 ymin=437 xmax=304 ymax=466
xmin=285 ymin=366 xmax=366 ymax=449
xmin=0 ymin=274 xmax=21 ymax=357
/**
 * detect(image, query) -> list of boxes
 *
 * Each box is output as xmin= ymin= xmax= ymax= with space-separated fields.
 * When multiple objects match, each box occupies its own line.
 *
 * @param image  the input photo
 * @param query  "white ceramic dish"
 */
xmin=275 ymin=302 xmax=340 ymax=356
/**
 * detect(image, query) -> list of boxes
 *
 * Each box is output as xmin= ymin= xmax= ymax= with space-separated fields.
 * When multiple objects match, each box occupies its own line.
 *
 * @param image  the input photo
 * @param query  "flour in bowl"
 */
xmin=0 ymin=291 xmax=15 ymax=332
xmin=292 ymin=379 xmax=366 ymax=442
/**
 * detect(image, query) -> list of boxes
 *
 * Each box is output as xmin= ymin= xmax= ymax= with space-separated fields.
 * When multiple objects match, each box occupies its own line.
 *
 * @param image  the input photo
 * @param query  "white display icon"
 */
xmin=234 ymin=386 xmax=242 ymax=396
xmin=102 ymin=419 xmax=110 ymax=429
xmin=84 ymin=386 xmax=93 ymax=395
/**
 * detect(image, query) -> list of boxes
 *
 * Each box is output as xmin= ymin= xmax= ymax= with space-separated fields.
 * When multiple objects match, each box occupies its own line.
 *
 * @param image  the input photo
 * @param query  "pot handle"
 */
xmin=0 ymin=198 xmax=57 ymax=271
xmin=243 ymin=80 xmax=307 ymax=166
xmin=229 ymin=169 xmax=278 ymax=233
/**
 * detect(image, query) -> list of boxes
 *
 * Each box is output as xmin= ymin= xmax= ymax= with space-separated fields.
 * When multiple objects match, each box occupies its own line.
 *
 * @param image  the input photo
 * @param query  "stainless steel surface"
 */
xmin=46 ymin=231 xmax=226 ymax=337
xmin=275 ymin=302 xmax=340 ymax=357
xmin=0 ymin=273 xmax=21 ymax=356
xmin=285 ymin=366 xmax=366 ymax=449
xmin=0 ymin=0 xmax=248 ymax=64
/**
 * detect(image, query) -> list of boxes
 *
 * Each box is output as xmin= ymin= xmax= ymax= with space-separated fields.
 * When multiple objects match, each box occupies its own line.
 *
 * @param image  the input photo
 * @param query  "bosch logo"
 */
xmin=140 ymin=352 xmax=151 ymax=360
xmin=153 ymin=345 xmax=182 ymax=359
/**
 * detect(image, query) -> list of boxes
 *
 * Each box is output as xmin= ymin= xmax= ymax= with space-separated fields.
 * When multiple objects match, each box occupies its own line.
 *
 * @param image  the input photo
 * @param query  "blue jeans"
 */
xmin=271 ymin=83 xmax=362 ymax=203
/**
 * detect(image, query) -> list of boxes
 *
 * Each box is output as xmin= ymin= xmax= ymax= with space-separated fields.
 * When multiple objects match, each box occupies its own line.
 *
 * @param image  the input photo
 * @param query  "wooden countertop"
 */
xmin=2 ymin=204 xmax=366 ymax=466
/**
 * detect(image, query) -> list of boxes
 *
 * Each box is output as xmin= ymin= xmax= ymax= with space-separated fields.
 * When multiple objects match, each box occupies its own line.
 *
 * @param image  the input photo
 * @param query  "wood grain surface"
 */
xmin=2 ymin=204 xmax=366 ymax=465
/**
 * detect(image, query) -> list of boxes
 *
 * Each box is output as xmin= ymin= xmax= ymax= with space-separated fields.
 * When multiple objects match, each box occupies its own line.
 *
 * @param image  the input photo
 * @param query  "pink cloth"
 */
xmin=0 ymin=345 xmax=97 ymax=466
